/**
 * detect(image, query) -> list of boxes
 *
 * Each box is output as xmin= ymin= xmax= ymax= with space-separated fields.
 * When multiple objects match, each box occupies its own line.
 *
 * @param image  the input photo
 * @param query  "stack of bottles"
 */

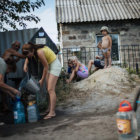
xmin=13 ymin=95 xmax=40 ymax=124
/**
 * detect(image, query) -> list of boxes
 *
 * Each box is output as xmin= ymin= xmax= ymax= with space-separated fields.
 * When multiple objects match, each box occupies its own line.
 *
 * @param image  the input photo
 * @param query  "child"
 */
xmin=67 ymin=59 xmax=75 ymax=75
xmin=66 ymin=56 xmax=88 ymax=83
xmin=100 ymin=26 xmax=112 ymax=68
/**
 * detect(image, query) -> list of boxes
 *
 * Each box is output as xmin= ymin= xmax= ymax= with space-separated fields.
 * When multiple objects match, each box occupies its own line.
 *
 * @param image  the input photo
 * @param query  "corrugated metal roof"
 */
xmin=56 ymin=0 xmax=140 ymax=23
xmin=0 ymin=28 xmax=38 ymax=78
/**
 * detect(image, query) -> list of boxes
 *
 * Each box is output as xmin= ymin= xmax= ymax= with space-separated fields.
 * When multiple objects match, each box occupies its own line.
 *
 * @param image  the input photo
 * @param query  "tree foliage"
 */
xmin=0 ymin=0 xmax=45 ymax=31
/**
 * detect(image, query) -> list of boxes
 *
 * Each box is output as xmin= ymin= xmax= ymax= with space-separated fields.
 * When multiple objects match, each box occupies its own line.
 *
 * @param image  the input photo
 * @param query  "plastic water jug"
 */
xmin=27 ymin=101 xmax=38 ymax=123
xmin=13 ymin=96 xmax=26 ymax=124
xmin=116 ymin=100 xmax=137 ymax=140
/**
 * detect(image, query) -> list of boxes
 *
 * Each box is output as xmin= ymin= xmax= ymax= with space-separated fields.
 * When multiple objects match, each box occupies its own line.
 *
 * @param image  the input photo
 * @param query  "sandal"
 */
xmin=43 ymin=115 xmax=56 ymax=120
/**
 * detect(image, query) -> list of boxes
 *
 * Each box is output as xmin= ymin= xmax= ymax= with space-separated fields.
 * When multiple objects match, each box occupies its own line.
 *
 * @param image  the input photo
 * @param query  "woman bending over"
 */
xmin=22 ymin=43 xmax=62 ymax=119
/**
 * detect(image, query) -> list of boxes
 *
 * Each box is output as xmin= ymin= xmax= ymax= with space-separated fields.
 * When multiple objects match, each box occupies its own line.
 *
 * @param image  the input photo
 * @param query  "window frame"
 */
xmin=95 ymin=34 xmax=120 ymax=63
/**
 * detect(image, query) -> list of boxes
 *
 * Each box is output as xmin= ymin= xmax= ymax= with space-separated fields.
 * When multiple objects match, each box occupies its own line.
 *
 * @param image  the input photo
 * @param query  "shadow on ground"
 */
xmin=0 ymin=109 xmax=118 ymax=140
xmin=0 ymin=110 xmax=66 ymax=137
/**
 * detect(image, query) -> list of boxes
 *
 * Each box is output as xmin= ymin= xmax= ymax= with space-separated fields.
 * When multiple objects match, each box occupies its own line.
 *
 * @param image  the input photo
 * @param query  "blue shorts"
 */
xmin=94 ymin=60 xmax=104 ymax=69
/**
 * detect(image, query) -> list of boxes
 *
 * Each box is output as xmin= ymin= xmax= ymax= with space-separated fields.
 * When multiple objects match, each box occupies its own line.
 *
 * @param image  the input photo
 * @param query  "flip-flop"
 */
xmin=43 ymin=115 xmax=56 ymax=120
xmin=40 ymin=111 xmax=49 ymax=116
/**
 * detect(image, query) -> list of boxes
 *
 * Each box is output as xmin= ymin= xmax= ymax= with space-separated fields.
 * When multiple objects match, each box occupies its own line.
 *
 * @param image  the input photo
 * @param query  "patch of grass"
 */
xmin=38 ymin=101 xmax=48 ymax=112
xmin=126 ymin=67 xmax=140 ymax=77
xmin=126 ymin=68 xmax=137 ymax=74
xmin=56 ymin=72 xmax=71 ymax=104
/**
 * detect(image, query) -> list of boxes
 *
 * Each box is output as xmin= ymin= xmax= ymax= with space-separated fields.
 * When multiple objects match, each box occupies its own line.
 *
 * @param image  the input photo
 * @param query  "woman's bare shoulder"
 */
xmin=37 ymin=49 xmax=44 ymax=55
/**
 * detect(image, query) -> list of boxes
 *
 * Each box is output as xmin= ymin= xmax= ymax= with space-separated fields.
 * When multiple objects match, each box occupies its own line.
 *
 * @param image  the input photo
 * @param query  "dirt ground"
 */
xmin=0 ymin=110 xmax=118 ymax=140
xmin=0 ymin=67 xmax=139 ymax=140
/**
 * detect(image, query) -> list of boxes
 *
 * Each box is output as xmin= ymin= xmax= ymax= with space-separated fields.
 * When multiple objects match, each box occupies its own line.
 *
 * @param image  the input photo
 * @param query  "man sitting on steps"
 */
xmin=88 ymin=42 xmax=105 ymax=75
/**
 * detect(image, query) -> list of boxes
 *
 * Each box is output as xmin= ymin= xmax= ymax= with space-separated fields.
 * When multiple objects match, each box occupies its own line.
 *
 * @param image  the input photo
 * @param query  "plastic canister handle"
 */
xmin=119 ymin=100 xmax=132 ymax=112
xmin=120 ymin=100 xmax=131 ymax=108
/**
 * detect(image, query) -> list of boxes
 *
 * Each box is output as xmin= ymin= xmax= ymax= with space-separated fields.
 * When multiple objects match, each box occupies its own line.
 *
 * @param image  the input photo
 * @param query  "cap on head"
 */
xmin=100 ymin=26 xmax=109 ymax=33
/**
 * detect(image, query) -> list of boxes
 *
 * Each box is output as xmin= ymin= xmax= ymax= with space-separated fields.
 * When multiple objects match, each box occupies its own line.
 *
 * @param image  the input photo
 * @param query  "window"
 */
xmin=38 ymin=32 xmax=45 ymax=37
xmin=96 ymin=34 xmax=120 ymax=62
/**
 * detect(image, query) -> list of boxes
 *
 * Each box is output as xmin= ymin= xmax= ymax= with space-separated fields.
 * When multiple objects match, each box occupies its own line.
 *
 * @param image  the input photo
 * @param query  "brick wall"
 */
xmin=59 ymin=19 xmax=140 ymax=48
xmin=58 ymin=19 xmax=140 ymax=68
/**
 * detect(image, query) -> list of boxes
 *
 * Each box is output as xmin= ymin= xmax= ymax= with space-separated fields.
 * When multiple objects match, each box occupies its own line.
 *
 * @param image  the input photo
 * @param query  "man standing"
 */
xmin=2 ymin=41 xmax=25 ymax=64
xmin=0 ymin=56 xmax=21 ymax=112
xmin=1 ymin=41 xmax=24 ymax=112
xmin=0 ymin=57 xmax=19 ymax=94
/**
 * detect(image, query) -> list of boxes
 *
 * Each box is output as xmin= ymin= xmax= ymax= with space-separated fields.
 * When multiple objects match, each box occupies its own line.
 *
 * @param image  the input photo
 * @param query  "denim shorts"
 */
xmin=94 ymin=60 xmax=104 ymax=69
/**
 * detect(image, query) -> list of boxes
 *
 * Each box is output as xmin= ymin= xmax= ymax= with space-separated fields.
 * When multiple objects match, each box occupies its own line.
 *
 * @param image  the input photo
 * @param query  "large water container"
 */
xmin=116 ymin=100 xmax=137 ymax=140
xmin=27 ymin=101 xmax=38 ymax=123
xmin=13 ymin=96 xmax=26 ymax=124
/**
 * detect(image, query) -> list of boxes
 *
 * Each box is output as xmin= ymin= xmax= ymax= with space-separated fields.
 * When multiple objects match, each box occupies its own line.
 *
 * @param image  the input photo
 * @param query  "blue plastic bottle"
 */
xmin=27 ymin=101 xmax=38 ymax=123
xmin=13 ymin=96 xmax=26 ymax=124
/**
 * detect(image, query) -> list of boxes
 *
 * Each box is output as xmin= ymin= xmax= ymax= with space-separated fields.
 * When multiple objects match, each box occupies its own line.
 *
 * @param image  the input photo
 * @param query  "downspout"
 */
xmin=60 ymin=23 xmax=64 ymax=67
